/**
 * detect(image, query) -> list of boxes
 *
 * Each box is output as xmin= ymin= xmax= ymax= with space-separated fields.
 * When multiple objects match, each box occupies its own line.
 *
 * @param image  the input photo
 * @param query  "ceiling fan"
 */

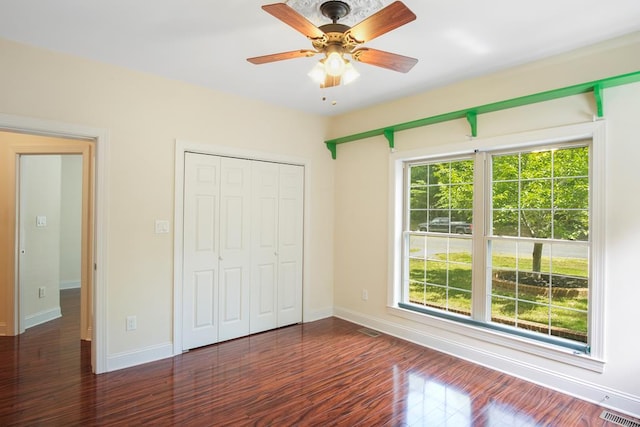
xmin=247 ymin=1 xmax=418 ymax=88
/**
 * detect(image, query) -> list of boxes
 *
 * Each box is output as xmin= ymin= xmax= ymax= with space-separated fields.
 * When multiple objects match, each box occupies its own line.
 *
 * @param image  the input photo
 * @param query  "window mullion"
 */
xmin=471 ymin=151 xmax=488 ymax=322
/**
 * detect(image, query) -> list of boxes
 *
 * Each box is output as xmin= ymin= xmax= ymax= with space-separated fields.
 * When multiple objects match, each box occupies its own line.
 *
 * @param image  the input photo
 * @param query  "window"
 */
xmin=394 ymin=125 xmax=604 ymax=362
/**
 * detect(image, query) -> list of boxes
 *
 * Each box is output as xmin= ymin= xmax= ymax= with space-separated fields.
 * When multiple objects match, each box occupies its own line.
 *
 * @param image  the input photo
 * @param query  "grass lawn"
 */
xmin=408 ymin=252 xmax=588 ymax=337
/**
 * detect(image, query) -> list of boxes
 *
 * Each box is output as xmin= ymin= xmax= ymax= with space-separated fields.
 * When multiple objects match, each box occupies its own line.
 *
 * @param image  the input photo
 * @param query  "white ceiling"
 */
xmin=1 ymin=0 xmax=639 ymax=116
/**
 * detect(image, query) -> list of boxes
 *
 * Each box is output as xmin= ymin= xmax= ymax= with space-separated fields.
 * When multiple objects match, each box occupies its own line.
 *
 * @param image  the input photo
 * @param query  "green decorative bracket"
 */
xmin=594 ymin=84 xmax=604 ymax=117
xmin=326 ymin=142 xmax=337 ymax=160
xmin=324 ymin=70 xmax=640 ymax=159
xmin=466 ymin=111 xmax=478 ymax=137
xmin=383 ymin=129 xmax=395 ymax=150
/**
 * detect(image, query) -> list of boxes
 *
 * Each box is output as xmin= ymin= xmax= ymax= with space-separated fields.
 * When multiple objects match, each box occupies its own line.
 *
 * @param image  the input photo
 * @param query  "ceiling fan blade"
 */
xmin=346 ymin=1 xmax=416 ymax=44
xmin=247 ymin=49 xmax=317 ymax=65
xmin=352 ymin=48 xmax=418 ymax=73
xmin=321 ymin=74 xmax=341 ymax=88
xmin=262 ymin=3 xmax=325 ymax=40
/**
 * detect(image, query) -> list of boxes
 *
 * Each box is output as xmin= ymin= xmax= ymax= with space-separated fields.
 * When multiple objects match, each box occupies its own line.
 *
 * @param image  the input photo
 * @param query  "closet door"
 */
xmin=277 ymin=164 xmax=304 ymax=327
xmin=250 ymin=161 xmax=279 ymax=334
xmin=217 ymin=157 xmax=252 ymax=341
xmin=183 ymin=153 xmax=220 ymax=350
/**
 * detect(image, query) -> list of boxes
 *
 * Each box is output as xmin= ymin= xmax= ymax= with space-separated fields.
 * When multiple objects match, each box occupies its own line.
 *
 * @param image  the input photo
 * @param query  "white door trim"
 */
xmin=0 ymin=113 xmax=109 ymax=374
xmin=173 ymin=139 xmax=309 ymax=355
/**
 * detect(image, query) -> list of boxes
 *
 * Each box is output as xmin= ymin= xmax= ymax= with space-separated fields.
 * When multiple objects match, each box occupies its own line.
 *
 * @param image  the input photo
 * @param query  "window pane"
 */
xmin=553 ymin=209 xmax=589 ymax=241
xmin=553 ymin=177 xmax=588 ymax=209
xmin=492 ymin=210 xmax=518 ymax=236
xmin=492 ymin=181 xmax=518 ymax=209
xmin=521 ymin=151 xmax=551 ymax=179
xmin=550 ymin=308 xmax=587 ymax=343
xmin=410 ymin=186 xmax=428 ymax=209
xmin=411 ymin=165 xmax=429 ymax=185
xmin=493 ymin=154 xmax=519 ymax=181
xmin=553 ymin=146 xmax=589 ymax=177
xmin=428 ymin=185 xmax=440 ymax=208
xmin=405 ymin=233 xmax=472 ymax=316
xmin=521 ymin=179 xmax=551 ymax=208
xmin=520 ymin=210 xmax=552 ymax=238
xmin=490 ymin=239 xmax=589 ymax=342
xmin=410 ymin=209 xmax=428 ymax=231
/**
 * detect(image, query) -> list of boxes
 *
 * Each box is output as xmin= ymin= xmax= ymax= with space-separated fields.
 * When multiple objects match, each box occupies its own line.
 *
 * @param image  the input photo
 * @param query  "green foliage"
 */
xmin=491 ymin=146 xmax=590 ymax=242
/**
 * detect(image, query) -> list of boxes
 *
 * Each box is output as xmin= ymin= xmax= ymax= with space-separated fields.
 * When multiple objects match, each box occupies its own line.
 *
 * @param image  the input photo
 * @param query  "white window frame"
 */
xmin=387 ymin=122 xmax=605 ymax=372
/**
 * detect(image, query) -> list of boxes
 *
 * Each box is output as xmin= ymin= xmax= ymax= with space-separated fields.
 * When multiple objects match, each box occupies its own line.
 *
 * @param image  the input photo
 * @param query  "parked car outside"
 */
xmin=418 ymin=217 xmax=472 ymax=234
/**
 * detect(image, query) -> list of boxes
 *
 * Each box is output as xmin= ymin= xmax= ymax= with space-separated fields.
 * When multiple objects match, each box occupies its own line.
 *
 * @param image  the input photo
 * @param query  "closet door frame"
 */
xmin=173 ymin=140 xmax=308 ymax=355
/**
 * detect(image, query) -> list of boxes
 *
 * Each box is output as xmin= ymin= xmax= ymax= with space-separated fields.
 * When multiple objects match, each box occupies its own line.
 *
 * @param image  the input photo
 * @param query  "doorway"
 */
xmin=0 ymin=131 xmax=94 ymax=343
xmin=17 ymin=154 xmax=83 ymax=333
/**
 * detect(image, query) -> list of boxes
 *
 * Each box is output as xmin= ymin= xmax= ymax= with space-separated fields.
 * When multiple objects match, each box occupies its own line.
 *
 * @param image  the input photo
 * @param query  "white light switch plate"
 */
xmin=36 ymin=216 xmax=47 ymax=227
xmin=155 ymin=220 xmax=170 ymax=234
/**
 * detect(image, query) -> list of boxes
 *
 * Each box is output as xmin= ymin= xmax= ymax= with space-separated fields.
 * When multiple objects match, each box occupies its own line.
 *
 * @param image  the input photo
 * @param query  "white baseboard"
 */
xmin=106 ymin=342 xmax=174 ymax=372
xmin=333 ymin=306 xmax=640 ymax=419
xmin=60 ymin=280 xmax=81 ymax=290
xmin=24 ymin=307 xmax=62 ymax=330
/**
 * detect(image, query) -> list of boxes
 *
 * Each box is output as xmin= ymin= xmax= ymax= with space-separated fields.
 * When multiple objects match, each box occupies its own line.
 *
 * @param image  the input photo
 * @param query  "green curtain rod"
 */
xmin=325 ymin=70 xmax=640 ymax=159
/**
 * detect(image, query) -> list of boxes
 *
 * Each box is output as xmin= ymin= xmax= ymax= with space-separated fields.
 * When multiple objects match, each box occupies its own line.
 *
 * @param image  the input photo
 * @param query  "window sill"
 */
xmin=387 ymin=305 xmax=605 ymax=373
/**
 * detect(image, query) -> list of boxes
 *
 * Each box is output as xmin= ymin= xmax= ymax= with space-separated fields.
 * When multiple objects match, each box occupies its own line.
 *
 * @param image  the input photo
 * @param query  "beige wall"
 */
xmin=0 ymin=37 xmax=334 ymax=360
xmin=329 ymin=32 xmax=640 ymax=415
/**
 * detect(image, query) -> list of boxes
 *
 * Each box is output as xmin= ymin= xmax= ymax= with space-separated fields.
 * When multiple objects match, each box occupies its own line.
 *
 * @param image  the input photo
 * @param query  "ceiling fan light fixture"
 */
xmin=308 ymin=61 xmax=327 ymax=84
xmin=342 ymin=61 xmax=360 ymax=85
xmin=324 ymin=49 xmax=346 ymax=77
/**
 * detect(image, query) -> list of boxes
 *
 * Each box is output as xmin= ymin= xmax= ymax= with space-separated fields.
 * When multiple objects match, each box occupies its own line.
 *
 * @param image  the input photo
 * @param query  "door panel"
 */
xmin=277 ymin=164 xmax=304 ymax=327
xmin=218 ymin=157 xmax=251 ymax=341
xmin=194 ymin=270 xmax=216 ymax=327
xmin=183 ymin=153 xmax=220 ymax=350
xmin=250 ymin=162 xmax=279 ymax=333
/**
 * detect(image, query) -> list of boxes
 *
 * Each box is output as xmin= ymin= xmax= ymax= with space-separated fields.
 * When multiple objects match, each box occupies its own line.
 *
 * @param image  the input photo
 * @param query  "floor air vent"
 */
xmin=358 ymin=328 xmax=381 ymax=337
xmin=600 ymin=410 xmax=640 ymax=427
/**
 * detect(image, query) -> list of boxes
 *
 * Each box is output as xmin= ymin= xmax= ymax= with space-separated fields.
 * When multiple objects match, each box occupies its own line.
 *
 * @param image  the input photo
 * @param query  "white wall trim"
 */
xmin=106 ymin=342 xmax=174 ymax=372
xmin=333 ymin=305 xmax=640 ymax=419
xmin=0 ymin=113 xmax=109 ymax=374
xmin=24 ymin=307 xmax=61 ymax=329
xmin=173 ymin=139 xmax=312 ymax=356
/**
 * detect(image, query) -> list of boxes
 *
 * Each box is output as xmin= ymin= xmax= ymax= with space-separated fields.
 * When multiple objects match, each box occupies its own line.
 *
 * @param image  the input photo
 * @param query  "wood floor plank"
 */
xmin=1 ymin=289 xmax=638 ymax=426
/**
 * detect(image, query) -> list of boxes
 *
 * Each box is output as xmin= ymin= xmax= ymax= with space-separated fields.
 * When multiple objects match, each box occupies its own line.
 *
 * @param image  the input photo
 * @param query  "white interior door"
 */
xmin=250 ymin=161 xmax=279 ymax=334
xmin=217 ymin=157 xmax=251 ymax=341
xmin=182 ymin=153 xmax=220 ymax=350
xmin=277 ymin=164 xmax=304 ymax=327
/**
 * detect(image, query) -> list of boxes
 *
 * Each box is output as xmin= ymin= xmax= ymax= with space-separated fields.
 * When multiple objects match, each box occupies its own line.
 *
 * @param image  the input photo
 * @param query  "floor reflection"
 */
xmin=401 ymin=370 xmax=542 ymax=427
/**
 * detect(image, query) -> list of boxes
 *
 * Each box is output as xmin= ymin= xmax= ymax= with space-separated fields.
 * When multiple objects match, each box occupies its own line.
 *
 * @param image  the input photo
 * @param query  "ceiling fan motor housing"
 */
xmin=320 ymin=1 xmax=351 ymax=23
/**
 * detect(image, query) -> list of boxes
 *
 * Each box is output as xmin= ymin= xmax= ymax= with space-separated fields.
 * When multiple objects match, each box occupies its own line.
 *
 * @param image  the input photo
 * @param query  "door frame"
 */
xmin=0 ymin=113 xmax=108 ymax=374
xmin=14 ymin=145 xmax=91 ymax=336
xmin=173 ymin=139 xmax=309 ymax=355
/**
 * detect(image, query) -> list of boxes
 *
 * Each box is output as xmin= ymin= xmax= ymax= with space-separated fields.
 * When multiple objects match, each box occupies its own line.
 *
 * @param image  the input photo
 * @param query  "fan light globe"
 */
xmin=342 ymin=61 xmax=360 ymax=85
xmin=308 ymin=62 xmax=327 ymax=84
xmin=325 ymin=51 xmax=345 ymax=76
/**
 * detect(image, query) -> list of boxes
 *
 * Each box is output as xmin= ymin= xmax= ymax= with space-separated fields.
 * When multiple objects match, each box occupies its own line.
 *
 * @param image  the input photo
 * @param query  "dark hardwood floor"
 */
xmin=0 ymin=289 xmax=636 ymax=426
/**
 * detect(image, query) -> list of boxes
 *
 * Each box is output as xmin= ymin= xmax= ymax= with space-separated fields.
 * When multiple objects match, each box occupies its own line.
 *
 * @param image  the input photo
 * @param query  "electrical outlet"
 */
xmin=38 ymin=287 xmax=46 ymax=298
xmin=362 ymin=289 xmax=368 ymax=301
xmin=126 ymin=315 xmax=137 ymax=331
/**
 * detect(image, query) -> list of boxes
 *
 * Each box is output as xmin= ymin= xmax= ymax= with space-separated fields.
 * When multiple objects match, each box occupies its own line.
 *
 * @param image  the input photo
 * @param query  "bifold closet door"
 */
xmin=183 ymin=153 xmax=221 ymax=350
xmin=183 ymin=153 xmax=303 ymax=350
xmin=250 ymin=162 xmax=303 ymax=333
